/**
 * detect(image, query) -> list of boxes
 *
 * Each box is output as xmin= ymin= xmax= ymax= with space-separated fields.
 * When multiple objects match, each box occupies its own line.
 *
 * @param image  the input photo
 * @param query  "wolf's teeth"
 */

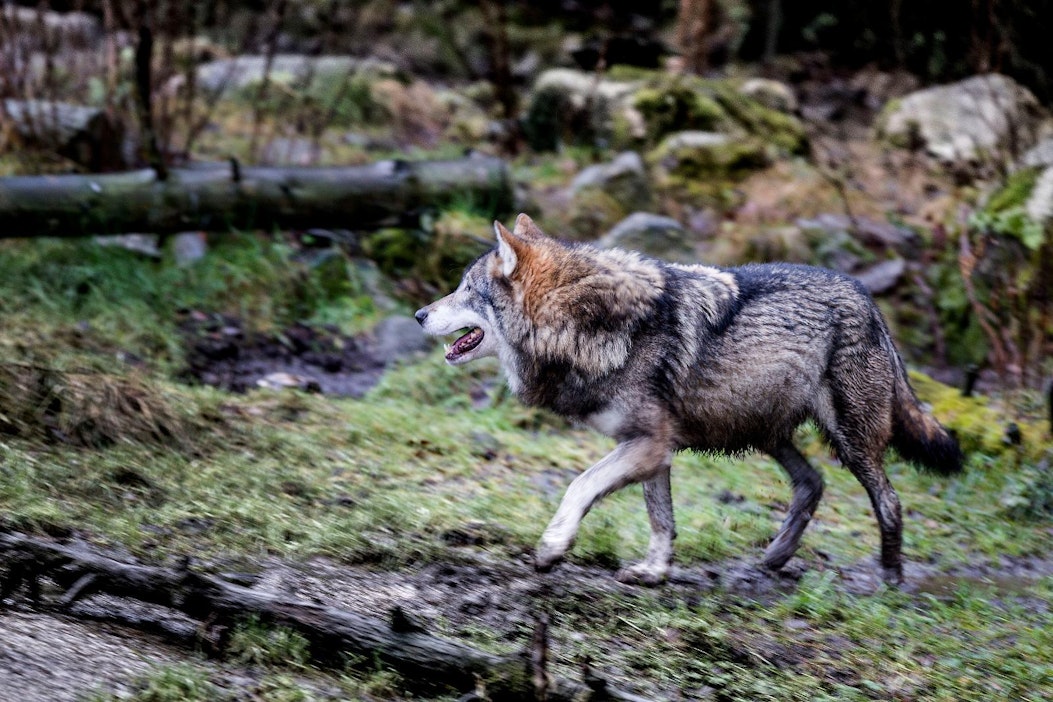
xmin=444 ymin=344 xmax=451 ymax=352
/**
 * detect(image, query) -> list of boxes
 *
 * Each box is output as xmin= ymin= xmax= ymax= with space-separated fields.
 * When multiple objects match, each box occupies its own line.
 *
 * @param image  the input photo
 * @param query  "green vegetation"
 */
xmin=87 ymin=664 xmax=220 ymax=702
xmin=631 ymin=73 xmax=808 ymax=154
xmin=228 ymin=617 xmax=312 ymax=668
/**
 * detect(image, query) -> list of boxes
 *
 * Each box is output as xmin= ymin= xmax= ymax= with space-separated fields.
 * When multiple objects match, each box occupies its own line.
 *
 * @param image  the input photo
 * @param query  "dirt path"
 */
xmin=0 ymin=610 xmax=195 ymax=701
xmin=5 ymin=546 xmax=1053 ymax=701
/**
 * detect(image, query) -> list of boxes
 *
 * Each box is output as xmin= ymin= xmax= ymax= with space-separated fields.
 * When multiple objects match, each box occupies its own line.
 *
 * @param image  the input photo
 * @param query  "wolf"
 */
xmin=414 ymin=214 xmax=963 ymax=584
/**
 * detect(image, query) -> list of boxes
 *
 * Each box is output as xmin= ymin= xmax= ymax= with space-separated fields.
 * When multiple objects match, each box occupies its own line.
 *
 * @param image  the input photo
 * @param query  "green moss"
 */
xmin=647 ymin=132 xmax=767 ymax=206
xmin=524 ymin=69 xmax=806 ymax=156
xmin=985 ymin=168 xmax=1041 ymax=214
xmin=228 ymin=616 xmax=311 ymax=668
xmin=633 ymin=82 xmax=726 ymax=142
xmin=909 ymin=371 xmax=1046 ymax=458
xmin=362 ymin=211 xmax=491 ymax=301
xmin=632 ymin=74 xmax=807 ymax=154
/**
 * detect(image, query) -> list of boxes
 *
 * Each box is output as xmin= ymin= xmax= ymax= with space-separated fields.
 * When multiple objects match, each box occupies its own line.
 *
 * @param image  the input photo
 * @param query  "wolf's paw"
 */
xmin=615 ymin=562 xmax=668 ymax=587
xmin=881 ymin=563 xmax=905 ymax=587
xmin=534 ymin=540 xmax=568 ymax=573
xmin=762 ymin=535 xmax=799 ymax=572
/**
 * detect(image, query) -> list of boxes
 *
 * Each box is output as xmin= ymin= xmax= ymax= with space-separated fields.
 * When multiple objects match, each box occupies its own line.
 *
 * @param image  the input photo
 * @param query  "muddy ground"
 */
xmin=2 ymin=314 xmax=1045 ymax=700
xmin=5 ymin=533 xmax=1053 ymax=701
xmin=180 ymin=312 xmax=431 ymax=397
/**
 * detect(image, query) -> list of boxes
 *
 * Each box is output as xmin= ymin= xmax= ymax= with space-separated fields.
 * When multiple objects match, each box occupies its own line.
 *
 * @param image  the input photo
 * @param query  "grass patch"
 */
xmin=86 ymin=663 xmax=220 ymax=702
xmin=228 ymin=616 xmax=311 ymax=668
xmin=0 ymin=234 xmax=387 ymax=374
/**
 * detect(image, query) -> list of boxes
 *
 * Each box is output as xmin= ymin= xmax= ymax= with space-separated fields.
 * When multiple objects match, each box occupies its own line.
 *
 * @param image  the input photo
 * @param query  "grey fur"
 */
xmin=416 ymin=214 xmax=963 ymax=584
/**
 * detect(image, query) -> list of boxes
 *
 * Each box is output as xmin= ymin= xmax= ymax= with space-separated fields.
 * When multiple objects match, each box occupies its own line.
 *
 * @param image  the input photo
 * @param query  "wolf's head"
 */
xmin=415 ymin=213 xmax=665 ymax=376
xmin=413 ymin=213 xmax=543 ymax=366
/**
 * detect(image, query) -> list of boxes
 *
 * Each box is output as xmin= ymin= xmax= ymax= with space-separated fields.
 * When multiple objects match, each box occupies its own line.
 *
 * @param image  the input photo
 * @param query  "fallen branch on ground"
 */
xmin=0 ymin=531 xmax=648 ymax=701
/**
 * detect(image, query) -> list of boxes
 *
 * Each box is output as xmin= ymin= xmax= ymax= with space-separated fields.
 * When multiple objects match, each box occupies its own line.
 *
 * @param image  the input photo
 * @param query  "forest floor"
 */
xmin=1 ymin=297 xmax=1052 ymax=700
xmin=2 ymin=51 xmax=1052 ymax=702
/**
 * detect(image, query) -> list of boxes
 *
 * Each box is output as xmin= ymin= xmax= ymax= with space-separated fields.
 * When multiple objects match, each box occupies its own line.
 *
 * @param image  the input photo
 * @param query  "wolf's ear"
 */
xmin=513 ymin=213 xmax=544 ymax=239
xmin=494 ymin=220 xmax=521 ymax=277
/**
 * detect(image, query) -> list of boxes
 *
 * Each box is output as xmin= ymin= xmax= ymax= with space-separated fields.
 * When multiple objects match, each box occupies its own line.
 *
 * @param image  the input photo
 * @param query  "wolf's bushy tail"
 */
xmin=890 ymin=370 xmax=964 ymax=475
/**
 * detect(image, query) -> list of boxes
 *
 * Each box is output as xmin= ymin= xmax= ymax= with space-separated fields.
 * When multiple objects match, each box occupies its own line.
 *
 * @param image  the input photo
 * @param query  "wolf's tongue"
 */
xmin=447 ymin=327 xmax=483 ymax=359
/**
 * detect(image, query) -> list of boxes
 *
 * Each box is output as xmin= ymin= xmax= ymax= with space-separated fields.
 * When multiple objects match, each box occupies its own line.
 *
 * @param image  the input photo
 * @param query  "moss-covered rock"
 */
xmin=522 ymin=68 xmax=807 ymax=156
xmin=522 ymin=68 xmax=643 ymax=152
xmin=875 ymin=74 xmax=1052 ymax=169
xmin=570 ymin=151 xmax=652 ymax=212
xmin=362 ymin=210 xmax=492 ymax=299
xmin=909 ymin=371 xmax=1047 ymax=460
xmin=647 ymin=131 xmax=769 ymax=203
xmin=739 ymin=78 xmax=798 ymax=114
xmin=598 ymin=212 xmax=695 ymax=263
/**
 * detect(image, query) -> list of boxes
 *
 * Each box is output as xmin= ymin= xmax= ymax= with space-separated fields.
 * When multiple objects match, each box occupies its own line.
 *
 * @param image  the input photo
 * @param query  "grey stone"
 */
xmin=878 ymin=74 xmax=1051 ymax=166
xmin=195 ymin=55 xmax=396 ymax=94
xmin=571 ymin=151 xmax=651 ymax=212
xmin=371 ymin=315 xmax=430 ymax=361
xmin=1020 ymin=138 xmax=1053 ymax=169
xmin=599 ymin=212 xmax=694 ymax=263
xmin=853 ymin=258 xmax=906 ymax=295
xmin=172 ymin=232 xmax=207 ymax=266
xmin=1025 ymin=166 xmax=1053 ymax=225
xmin=659 ymin=131 xmax=731 ymax=151
xmin=796 ymin=213 xmax=916 ymax=250
xmin=93 ymin=234 xmax=161 ymax=258
xmin=739 ymin=78 xmax=798 ymax=114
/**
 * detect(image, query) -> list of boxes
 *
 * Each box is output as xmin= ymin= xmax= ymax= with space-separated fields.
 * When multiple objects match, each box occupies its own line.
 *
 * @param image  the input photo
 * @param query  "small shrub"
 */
xmin=1001 ymin=458 xmax=1053 ymax=520
xmin=116 ymin=664 xmax=220 ymax=702
xmin=228 ymin=616 xmax=311 ymax=668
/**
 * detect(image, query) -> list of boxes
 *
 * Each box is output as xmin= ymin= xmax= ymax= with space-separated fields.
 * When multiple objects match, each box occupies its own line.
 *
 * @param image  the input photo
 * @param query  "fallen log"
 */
xmin=0 ymin=531 xmax=648 ymax=701
xmin=0 ymin=156 xmax=513 ymax=238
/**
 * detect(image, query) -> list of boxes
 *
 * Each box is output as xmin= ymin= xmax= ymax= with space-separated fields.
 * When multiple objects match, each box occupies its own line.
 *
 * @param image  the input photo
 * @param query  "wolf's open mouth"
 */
xmin=446 ymin=327 xmax=483 ymax=361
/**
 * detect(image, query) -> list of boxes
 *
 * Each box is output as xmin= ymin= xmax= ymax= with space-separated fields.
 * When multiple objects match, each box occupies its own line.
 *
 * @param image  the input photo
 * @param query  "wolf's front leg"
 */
xmin=535 ymin=437 xmax=672 ymax=573
xmin=616 ymin=468 xmax=676 ymax=585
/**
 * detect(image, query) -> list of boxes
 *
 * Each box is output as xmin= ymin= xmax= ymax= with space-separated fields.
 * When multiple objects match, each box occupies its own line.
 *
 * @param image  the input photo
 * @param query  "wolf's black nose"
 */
xmin=414 ymin=308 xmax=428 ymax=326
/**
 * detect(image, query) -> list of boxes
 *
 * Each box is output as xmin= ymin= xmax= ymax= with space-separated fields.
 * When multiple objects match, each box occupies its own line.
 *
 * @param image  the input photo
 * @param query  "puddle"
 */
xmin=179 ymin=313 xmax=430 ymax=397
xmin=913 ymin=572 xmax=1037 ymax=598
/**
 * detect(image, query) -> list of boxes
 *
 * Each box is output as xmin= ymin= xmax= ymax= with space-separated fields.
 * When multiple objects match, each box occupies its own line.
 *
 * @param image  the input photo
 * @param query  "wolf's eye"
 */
xmin=465 ymin=284 xmax=472 ymax=292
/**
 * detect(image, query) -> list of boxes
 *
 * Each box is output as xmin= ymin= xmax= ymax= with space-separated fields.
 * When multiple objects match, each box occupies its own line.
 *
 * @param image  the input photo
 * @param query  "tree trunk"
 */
xmin=0 ymin=156 xmax=513 ymax=238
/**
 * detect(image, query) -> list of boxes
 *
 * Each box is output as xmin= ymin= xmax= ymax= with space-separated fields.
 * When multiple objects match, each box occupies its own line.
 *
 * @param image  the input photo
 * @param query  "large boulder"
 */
xmin=877 ymin=74 xmax=1051 ymax=168
xmin=571 ymin=151 xmax=652 ymax=212
xmin=523 ymin=68 xmax=807 ymax=155
xmin=738 ymin=78 xmax=798 ymax=114
xmin=195 ymin=55 xmax=397 ymax=95
xmin=598 ymin=212 xmax=695 ymax=263
xmin=648 ymin=131 xmax=769 ymax=202
xmin=522 ymin=68 xmax=645 ymax=151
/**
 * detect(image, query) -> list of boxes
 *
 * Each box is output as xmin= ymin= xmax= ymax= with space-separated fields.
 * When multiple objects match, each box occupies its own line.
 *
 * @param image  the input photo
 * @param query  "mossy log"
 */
xmin=0 ymin=531 xmax=648 ymax=701
xmin=0 ymin=156 xmax=513 ymax=238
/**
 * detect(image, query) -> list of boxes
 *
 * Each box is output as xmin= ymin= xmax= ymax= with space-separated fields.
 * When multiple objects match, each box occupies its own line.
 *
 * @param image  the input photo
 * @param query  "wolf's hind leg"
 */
xmin=535 ymin=437 xmax=672 ymax=573
xmin=616 ymin=468 xmax=676 ymax=586
xmin=842 ymin=452 xmax=903 ymax=583
xmin=762 ymin=443 xmax=824 ymax=571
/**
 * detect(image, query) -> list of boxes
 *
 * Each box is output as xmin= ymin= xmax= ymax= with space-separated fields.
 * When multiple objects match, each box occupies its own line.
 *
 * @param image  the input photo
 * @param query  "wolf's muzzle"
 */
xmin=414 ymin=308 xmax=428 ymax=326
